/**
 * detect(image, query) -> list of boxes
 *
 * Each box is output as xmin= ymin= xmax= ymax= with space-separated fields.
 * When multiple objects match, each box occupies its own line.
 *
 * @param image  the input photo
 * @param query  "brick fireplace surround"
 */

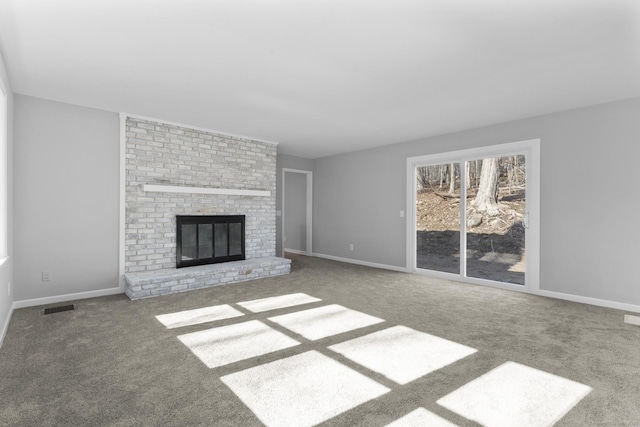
xmin=123 ymin=116 xmax=290 ymax=299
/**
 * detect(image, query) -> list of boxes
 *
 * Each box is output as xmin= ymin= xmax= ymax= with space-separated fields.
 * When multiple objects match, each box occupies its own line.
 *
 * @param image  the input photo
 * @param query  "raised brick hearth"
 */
xmin=124 ymin=257 xmax=291 ymax=300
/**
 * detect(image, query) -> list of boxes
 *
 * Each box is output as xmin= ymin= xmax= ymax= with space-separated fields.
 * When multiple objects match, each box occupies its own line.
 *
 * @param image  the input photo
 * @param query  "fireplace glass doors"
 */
xmin=176 ymin=215 xmax=245 ymax=268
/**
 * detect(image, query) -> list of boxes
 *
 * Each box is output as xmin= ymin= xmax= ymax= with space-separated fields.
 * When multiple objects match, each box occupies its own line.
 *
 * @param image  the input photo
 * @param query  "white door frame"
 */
xmin=406 ymin=139 xmax=540 ymax=293
xmin=282 ymin=168 xmax=313 ymax=257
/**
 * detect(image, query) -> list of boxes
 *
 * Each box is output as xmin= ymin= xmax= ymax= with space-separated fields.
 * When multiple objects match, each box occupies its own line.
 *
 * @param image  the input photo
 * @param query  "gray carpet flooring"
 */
xmin=1 ymin=256 xmax=639 ymax=426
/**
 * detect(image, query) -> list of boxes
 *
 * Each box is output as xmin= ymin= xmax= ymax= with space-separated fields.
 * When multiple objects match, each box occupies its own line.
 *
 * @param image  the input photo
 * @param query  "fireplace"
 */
xmin=176 ymin=215 xmax=245 ymax=268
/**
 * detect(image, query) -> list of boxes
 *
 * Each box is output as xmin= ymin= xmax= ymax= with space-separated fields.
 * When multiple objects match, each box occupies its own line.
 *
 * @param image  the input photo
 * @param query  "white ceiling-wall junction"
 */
xmin=0 ymin=0 xmax=638 ymax=158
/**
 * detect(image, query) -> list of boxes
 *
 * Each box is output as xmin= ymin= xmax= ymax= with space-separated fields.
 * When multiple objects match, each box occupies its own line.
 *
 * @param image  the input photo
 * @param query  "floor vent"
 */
xmin=43 ymin=304 xmax=75 ymax=315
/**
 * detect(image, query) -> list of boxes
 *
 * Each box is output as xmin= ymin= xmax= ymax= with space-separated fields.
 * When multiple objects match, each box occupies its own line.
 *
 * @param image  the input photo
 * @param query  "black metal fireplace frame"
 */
xmin=176 ymin=215 xmax=245 ymax=268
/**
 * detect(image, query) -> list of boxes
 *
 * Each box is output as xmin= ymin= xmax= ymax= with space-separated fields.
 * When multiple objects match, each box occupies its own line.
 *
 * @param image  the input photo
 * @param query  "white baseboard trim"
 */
xmin=309 ymin=253 xmax=640 ymax=314
xmin=12 ymin=287 xmax=123 ymax=310
xmin=624 ymin=314 xmax=640 ymax=326
xmin=534 ymin=289 xmax=640 ymax=314
xmin=284 ymin=248 xmax=309 ymax=255
xmin=311 ymin=253 xmax=409 ymax=273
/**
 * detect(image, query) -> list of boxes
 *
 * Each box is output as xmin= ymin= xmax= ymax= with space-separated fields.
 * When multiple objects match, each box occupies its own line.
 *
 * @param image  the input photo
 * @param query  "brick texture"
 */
xmin=125 ymin=117 xmax=277 ymax=273
xmin=124 ymin=257 xmax=291 ymax=299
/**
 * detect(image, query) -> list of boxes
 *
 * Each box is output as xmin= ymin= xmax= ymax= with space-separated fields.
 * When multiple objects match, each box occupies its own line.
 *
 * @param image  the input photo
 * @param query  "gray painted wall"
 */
xmin=284 ymin=171 xmax=307 ymax=252
xmin=313 ymin=97 xmax=640 ymax=305
xmin=5 ymin=90 xmax=638 ymax=312
xmin=0 ymin=51 xmax=14 ymax=345
xmin=276 ymin=154 xmax=314 ymax=256
xmin=14 ymin=95 xmax=120 ymax=301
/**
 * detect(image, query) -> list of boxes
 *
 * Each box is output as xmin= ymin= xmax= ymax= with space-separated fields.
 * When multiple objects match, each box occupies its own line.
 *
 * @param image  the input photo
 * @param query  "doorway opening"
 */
xmin=282 ymin=169 xmax=313 ymax=258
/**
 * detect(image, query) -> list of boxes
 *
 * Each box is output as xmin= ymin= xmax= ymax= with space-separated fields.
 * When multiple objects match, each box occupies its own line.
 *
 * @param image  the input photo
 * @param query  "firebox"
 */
xmin=176 ymin=215 xmax=245 ymax=268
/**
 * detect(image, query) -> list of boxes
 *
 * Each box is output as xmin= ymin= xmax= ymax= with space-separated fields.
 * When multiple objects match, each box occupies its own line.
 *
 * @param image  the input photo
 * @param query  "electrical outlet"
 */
xmin=42 ymin=271 xmax=52 ymax=282
xmin=349 ymin=244 xmax=354 ymax=251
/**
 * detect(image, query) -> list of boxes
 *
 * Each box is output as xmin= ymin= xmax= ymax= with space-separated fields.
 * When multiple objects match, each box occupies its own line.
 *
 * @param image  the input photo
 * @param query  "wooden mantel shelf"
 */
xmin=142 ymin=184 xmax=270 ymax=197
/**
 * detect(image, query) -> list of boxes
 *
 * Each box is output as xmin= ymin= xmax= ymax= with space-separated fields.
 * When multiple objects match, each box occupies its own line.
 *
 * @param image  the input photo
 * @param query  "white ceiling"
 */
xmin=0 ymin=0 xmax=639 ymax=158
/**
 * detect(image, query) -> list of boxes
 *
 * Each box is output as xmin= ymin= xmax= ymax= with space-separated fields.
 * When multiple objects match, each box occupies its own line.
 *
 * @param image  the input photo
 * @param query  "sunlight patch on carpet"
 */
xmin=329 ymin=325 xmax=477 ymax=385
xmin=221 ymin=350 xmax=390 ymax=427
xmin=155 ymin=304 xmax=244 ymax=329
xmin=437 ymin=361 xmax=592 ymax=427
xmin=177 ymin=320 xmax=300 ymax=368
xmin=237 ymin=293 xmax=322 ymax=313
xmin=268 ymin=304 xmax=384 ymax=340
xmin=385 ymin=407 xmax=459 ymax=426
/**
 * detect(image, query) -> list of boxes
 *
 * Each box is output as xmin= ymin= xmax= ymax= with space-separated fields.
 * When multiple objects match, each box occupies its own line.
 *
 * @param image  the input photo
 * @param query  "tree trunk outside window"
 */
xmin=472 ymin=158 xmax=499 ymax=214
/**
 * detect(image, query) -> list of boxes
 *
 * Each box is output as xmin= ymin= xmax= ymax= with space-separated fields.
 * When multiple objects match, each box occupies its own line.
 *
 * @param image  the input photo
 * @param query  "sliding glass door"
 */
xmin=408 ymin=140 xmax=539 ymax=291
xmin=415 ymin=162 xmax=461 ymax=274
xmin=464 ymin=155 xmax=526 ymax=285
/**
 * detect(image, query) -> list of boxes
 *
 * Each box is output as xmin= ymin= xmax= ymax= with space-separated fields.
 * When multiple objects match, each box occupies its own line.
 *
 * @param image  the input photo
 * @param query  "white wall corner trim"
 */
xmin=119 ymin=113 xmax=127 ymax=292
xmin=311 ymin=252 xmax=409 ymax=273
xmin=143 ymin=184 xmax=270 ymax=197
xmin=0 ymin=306 xmax=13 ymax=349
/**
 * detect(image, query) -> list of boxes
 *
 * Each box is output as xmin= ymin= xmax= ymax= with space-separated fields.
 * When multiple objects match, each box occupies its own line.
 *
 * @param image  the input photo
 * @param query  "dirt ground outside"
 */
xmin=416 ymin=189 xmax=526 ymax=285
